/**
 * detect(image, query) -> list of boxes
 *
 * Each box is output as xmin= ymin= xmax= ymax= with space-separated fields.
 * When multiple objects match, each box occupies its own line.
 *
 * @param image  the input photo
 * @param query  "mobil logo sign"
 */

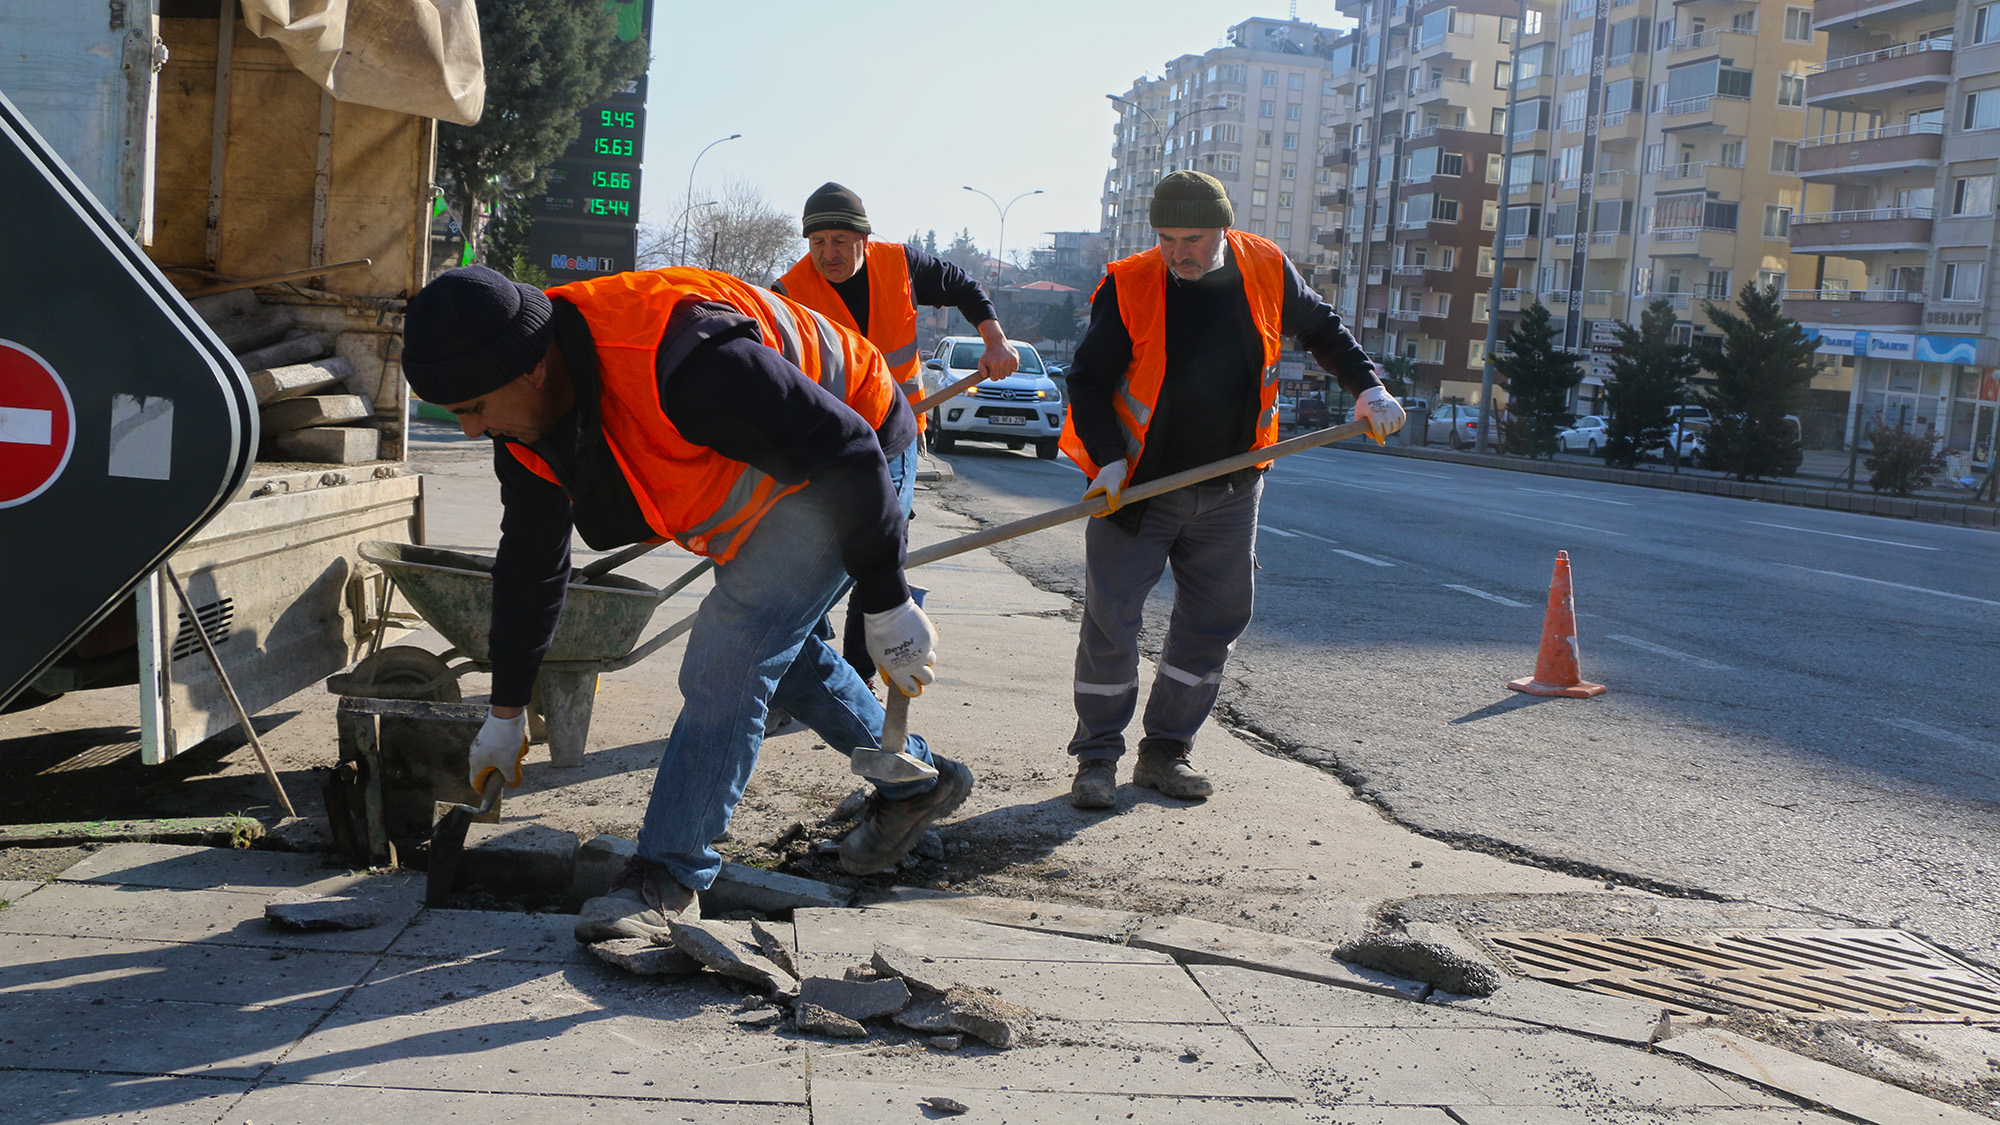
xmin=0 ymin=339 xmax=74 ymax=507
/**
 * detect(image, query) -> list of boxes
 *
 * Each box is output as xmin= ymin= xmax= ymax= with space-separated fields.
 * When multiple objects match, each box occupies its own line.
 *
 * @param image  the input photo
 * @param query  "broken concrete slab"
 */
xmin=1657 ymin=1027 xmax=1992 ymax=1125
xmin=871 ymin=944 xmax=958 ymax=996
xmin=262 ymin=393 xmax=371 ymax=432
xmin=794 ymin=1000 xmax=867 ymax=1038
xmin=264 ymin=893 xmax=379 ymax=931
xmin=750 ymin=919 xmax=799 ymax=979
xmin=797 ymin=976 xmax=910 ymax=1022
xmin=1188 ymin=964 xmax=1518 ymax=1030
xmin=868 ymin=889 xmax=1143 ymax=943
xmin=1336 ymin=930 xmax=1501 ymax=996
xmin=212 ymin=305 xmax=294 ymax=353
xmin=568 ymin=833 xmax=635 ymax=911
xmin=935 ymin=984 xmax=1033 ymax=1049
xmin=247 ymin=357 xmax=351 ymax=404
xmin=1128 ymin=915 xmax=1427 ymax=1000
xmin=236 ymin=332 xmax=334 ymax=373
xmin=190 ymin=288 xmax=258 ymax=327
xmin=669 ymin=918 xmax=800 ymax=997
xmin=893 ymin=997 xmax=958 ymax=1034
xmin=734 ymin=1007 xmax=783 ymax=1028
xmin=457 ymin=822 xmax=578 ymax=901
xmin=589 ymin=938 xmax=702 ymax=977
xmin=273 ymin=425 xmax=380 ymax=464
xmin=707 ymin=861 xmax=851 ymax=914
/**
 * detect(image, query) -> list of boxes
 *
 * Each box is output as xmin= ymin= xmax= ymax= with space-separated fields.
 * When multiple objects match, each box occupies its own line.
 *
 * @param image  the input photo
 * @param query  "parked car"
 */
xmin=924 ymin=337 xmax=1063 ymax=458
xmin=1647 ymin=419 xmax=1708 ymax=464
xmin=1426 ymin=404 xmax=1486 ymax=449
xmin=1296 ymin=395 xmax=1333 ymax=429
xmin=1276 ymin=395 xmax=1297 ymax=430
xmin=1557 ymin=415 xmax=1610 ymax=455
xmin=1664 ymin=404 xmax=1711 ymax=427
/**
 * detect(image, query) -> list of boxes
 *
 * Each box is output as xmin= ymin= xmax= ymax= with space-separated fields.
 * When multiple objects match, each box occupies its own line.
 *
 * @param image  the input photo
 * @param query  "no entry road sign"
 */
xmin=0 ymin=340 xmax=76 ymax=508
xmin=0 ymin=91 xmax=257 ymax=709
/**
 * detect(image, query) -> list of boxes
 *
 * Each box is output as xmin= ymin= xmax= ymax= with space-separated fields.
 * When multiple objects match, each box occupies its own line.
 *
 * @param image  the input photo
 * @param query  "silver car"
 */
xmin=1426 ymin=404 xmax=1486 ymax=449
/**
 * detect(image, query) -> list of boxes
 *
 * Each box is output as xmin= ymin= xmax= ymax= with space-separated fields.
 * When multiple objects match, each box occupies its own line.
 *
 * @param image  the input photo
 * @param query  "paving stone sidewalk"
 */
xmin=0 ymin=843 xmax=1983 ymax=1124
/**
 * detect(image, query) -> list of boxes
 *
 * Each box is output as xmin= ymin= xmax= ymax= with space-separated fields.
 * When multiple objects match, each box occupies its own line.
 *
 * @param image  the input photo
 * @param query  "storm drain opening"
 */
xmin=1480 ymin=929 xmax=2000 ymax=1023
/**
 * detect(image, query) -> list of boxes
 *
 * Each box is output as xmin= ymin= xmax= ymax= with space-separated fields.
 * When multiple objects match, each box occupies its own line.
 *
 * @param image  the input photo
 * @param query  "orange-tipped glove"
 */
xmin=1355 ymin=386 xmax=1408 ymax=445
xmin=467 ymin=710 xmax=529 ymax=791
xmin=863 ymin=598 xmax=938 ymax=697
xmin=1082 ymin=459 xmax=1129 ymax=513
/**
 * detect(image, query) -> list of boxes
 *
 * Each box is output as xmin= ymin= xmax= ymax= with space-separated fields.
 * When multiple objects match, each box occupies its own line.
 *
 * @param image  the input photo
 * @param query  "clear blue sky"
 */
xmin=638 ymin=1 xmax=1352 ymax=261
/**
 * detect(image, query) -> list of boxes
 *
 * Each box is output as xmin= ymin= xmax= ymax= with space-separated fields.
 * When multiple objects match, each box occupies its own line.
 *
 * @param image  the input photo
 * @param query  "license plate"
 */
xmin=990 ymin=415 xmax=1026 ymax=426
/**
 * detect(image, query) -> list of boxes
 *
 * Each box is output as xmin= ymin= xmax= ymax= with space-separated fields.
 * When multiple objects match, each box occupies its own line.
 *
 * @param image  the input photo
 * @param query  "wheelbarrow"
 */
xmin=337 ymin=541 xmax=713 ymax=768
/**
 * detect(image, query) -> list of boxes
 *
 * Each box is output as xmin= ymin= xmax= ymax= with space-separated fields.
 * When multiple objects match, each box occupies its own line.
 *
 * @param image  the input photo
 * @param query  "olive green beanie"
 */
xmin=1149 ymin=170 xmax=1234 ymax=228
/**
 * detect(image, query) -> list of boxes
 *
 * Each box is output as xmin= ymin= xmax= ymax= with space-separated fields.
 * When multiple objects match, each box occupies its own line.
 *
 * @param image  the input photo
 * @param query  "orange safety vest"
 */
xmin=1058 ymin=229 xmax=1288 ymax=480
xmin=779 ymin=240 xmax=925 ymax=431
xmin=511 ymin=268 xmax=899 ymax=563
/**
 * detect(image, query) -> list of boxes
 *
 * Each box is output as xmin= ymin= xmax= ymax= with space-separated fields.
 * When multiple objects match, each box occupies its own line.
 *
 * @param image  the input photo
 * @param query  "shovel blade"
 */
xmin=850 ymin=747 xmax=939 ymax=783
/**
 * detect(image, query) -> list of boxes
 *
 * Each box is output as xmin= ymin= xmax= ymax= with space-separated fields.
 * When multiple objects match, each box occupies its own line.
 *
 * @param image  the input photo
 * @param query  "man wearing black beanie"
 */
xmin=1058 ymin=171 xmax=1405 ymax=810
xmin=401 ymin=264 xmax=975 ymax=942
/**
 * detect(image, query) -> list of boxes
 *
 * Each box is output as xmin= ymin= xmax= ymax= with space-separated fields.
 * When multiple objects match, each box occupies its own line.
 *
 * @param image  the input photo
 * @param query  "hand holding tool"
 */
xmin=863 ymin=598 xmax=937 ymax=697
xmin=1082 ymin=459 xmax=1129 ymax=512
xmin=467 ymin=709 xmax=529 ymax=791
xmin=1355 ymin=387 xmax=1407 ymax=445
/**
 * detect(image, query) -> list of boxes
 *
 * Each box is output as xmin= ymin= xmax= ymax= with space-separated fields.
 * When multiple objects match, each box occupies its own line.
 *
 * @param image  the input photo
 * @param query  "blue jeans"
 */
xmin=635 ymin=441 xmax=930 ymax=891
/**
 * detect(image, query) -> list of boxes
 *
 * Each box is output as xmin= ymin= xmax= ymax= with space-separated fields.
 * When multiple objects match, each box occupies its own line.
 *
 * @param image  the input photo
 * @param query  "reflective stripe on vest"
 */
xmin=779 ymin=240 xmax=925 ymax=428
xmin=1057 ymin=229 xmax=1288 ymax=479
xmin=531 ymin=267 xmax=899 ymax=562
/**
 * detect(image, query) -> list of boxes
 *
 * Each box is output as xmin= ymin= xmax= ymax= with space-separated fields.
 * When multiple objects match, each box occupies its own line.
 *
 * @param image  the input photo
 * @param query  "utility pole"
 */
xmin=1476 ymin=0 xmax=1529 ymax=455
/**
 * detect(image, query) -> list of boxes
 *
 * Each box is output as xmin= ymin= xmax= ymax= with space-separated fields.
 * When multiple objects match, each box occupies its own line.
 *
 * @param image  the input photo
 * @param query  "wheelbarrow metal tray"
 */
xmin=359 ymin=541 xmax=662 ymax=664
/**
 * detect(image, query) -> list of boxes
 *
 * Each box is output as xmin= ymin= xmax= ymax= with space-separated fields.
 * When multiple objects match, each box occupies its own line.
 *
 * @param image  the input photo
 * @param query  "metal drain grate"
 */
xmin=1482 ymin=929 xmax=2000 ymax=1023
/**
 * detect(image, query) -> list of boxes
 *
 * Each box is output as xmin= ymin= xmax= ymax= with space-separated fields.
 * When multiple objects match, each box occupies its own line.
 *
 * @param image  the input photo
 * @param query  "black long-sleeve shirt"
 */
xmin=774 ymin=245 xmax=998 ymax=334
xmin=1067 ymin=244 xmax=1380 ymax=490
xmin=486 ymin=297 xmax=915 ymax=706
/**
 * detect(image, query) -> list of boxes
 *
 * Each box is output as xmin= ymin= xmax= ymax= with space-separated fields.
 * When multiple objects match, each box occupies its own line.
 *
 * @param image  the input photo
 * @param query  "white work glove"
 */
xmin=467 ymin=709 xmax=529 ymax=792
xmin=864 ymin=598 xmax=939 ymax=697
xmin=1354 ymin=386 xmax=1407 ymax=444
xmin=1082 ymin=459 xmax=1129 ymax=513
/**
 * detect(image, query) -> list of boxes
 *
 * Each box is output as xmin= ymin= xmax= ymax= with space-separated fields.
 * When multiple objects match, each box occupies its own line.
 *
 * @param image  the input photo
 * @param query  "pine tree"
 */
xmin=435 ymin=1 xmax=648 ymax=263
xmin=1493 ymin=301 xmax=1583 ymax=459
xmin=1601 ymin=298 xmax=1697 ymax=468
xmin=1696 ymin=283 xmax=1815 ymax=480
xmin=1034 ymin=295 xmax=1081 ymax=347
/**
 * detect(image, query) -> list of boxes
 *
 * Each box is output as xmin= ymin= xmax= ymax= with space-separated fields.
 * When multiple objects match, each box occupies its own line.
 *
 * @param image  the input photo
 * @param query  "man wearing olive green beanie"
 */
xmin=1056 ymin=170 xmax=1406 ymax=810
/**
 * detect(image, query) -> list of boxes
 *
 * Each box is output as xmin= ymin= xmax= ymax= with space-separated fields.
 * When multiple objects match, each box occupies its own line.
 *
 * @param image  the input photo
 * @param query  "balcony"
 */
xmin=1649 ymin=225 xmax=1738 ymax=259
xmin=1410 ymin=77 xmax=1471 ymax=107
xmin=1319 ymin=188 xmax=1351 ymax=208
xmin=1799 ymin=123 xmax=1944 ymax=180
xmin=1813 ymin=0 xmax=1961 ymax=33
xmin=1788 ymin=207 xmax=1934 ymax=253
xmin=1498 ymin=287 xmax=1526 ymax=310
xmin=1646 ymin=291 xmax=1695 ymax=310
xmin=1503 ymin=234 xmax=1542 ymax=258
xmin=1316 ymin=228 xmax=1347 ymax=248
xmin=1661 ymin=93 xmax=1750 ymax=134
xmin=1322 ymin=148 xmax=1354 ymax=170
xmin=1780 ymin=288 xmax=1925 ymax=329
xmin=1807 ymin=39 xmax=1952 ymax=110
xmin=1653 ymin=160 xmax=1743 ymax=197
xmin=1393 ymin=263 xmax=1428 ymax=277
xmin=1588 ymin=231 xmax=1634 ymax=260
xmin=1389 ymin=306 xmax=1423 ymax=323
xmin=1595 ymin=110 xmax=1646 ymax=145
xmin=1667 ymin=27 xmax=1757 ymax=59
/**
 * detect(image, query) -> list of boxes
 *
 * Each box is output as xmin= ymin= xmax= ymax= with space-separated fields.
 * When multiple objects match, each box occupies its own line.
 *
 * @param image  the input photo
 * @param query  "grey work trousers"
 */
xmin=1068 ymin=474 xmax=1260 ymax=762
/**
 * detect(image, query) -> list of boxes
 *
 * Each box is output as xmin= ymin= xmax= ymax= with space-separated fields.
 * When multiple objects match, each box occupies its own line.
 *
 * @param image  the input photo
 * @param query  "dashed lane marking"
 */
xmin=1258 ymin=524 xmax=1299 ymax=537
xmin=1288 ymin=529 xmax=1341 ymax=545
xmin=1606 ymin=633 xmax=1734 ymax=671
xmin=1745 ymin=520 xmax=1938 ymax=551
xmin=1332 ymin=548 xmax=1394 ymax=567
xmin=1518 ymin=486 xmax=1634 ymax=506
xmin=1780 ymin=564 xmax=2000 ymax=608
xmin=1874 ymin=717 xmax=2000 ymax=760
xmin=1444 ymin=584 xmax=1531 ymax=607
xmin=1501 ymin=511 xmax=1627 ymax=536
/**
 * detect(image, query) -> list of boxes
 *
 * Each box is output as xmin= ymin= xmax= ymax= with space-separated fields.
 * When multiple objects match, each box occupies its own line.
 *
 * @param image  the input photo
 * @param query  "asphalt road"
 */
xmin=930 ymin=438 xmax=2000 ymax=968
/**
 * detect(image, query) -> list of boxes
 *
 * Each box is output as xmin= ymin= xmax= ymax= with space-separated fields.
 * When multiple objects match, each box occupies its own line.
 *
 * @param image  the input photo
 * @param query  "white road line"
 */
xmin=1518 ymin=487 xmax=1634 ymax=507
xmin=1365 ymin=465 xmax=1451 ymax=479
xmin=1259 ymin=524 xmax=1299 ymax=537
xmin=1500 ymin=511 xmax=1627 ymax=536
xmin=1874 ymin=717 xmax=2000 ymax=759
xmin=1744 ymin=521 xmax=1938 ymax=551
xmin=1444 ymin=584 xmax=1531 ymax=607
xmin=1781 ymin=565 xmax=2000 ymax=608
xmin=1333 ymin=548 xmax=1394 ymax=567
xmin=1605 ymin=634 xmax=1735 ymax=671
xmin=1289 ymin=529 xmax=1341 ymax=545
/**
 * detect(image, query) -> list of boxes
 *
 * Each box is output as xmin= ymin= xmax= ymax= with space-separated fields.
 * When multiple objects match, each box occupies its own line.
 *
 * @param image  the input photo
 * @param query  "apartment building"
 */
xmin=1785 ymin=0 xmax=2000 ymax=463
xmin=1325 ymin=0 xmax=1516 ymax=405
xmin=1101 ymin=18 xmax=1349 ymax=392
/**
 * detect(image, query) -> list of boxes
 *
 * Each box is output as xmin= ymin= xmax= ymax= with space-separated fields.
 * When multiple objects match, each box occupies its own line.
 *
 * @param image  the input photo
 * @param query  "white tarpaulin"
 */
xmin=240 ymin=0 xmax=484 ymax=125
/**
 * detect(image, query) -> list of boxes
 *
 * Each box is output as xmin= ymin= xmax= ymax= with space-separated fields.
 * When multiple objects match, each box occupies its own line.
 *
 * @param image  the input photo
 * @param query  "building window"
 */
xmin=1289 ymin=72 xmax=1303 ymax=90
xmin=1477 ymin=246 xmax=1494 ymax=276
xmin=1762 ymin=205 xmax=1792 ymax=237
xmin=1770 ymin=140 xmax=1798 ymax=172
xmin=1439 ymin=152 xmax=1464 ymax=176
xmin=1284 ymin=134 xmax=1299 ymax=150
xmin=1954 ymin=175 xmax=1996 ymax=216
xmin=1491 ymin=107 xmax=1507 ymax=134
xmin=1436 ymin=294 xmax=1452 ymax=317
xmin=1783 ymin=7 xmax=1813 ymax=41
xmin=1255 ymin=159 xmax=1271 ymax=177
xmin=1731 ymin=10 xmax=1757 ymax=33
xmin=1282 ymin=163 xmax=1296 ymax=179
xmin=1978 ymin=4 xmax=2000 ymax=45
xmin=1434 ymin=197 xmax=1460 ymax=222
xmin=1720 ymin=141 xmax=1744 ymax=167
xmin=1468 ymin=338 xmax=1487 ymax=366
xmin=1261 ymin=100 xmax=1276 ymax=118
xmin=1254 ymin=189 xmax=1269 ymax=207
xmin=1263 ymin=70 xmax=1277 ymax=87
xmin=1259 ymin=130 xmax=1273 ymax=147
xmin=1286 ymin=103 xmax=1301 ymax=120
xmin=1279 ymin=192 xmax=1294 ymax=208
xmin=1217 ymin=154 xmax=1240 ymax=173
xmin=1966 ymin=90 xmax=2000 ymax=131
xmin=1494 ymin=61 xmax=1511 ymax=88
xmin=1777 ymin=74 xmax=1805 ymax=109
xmin=1485 ymin=153 xmax=1503 ymax=182
xmin=1565 ymin=33 xmax=1592 ymax=76
xmin=1757 ymin=269 xmax=1787 ymax=293
xmin=1942 ymin=262 xmax=1985 ymax=300
xmin=1482 ymin=199 xmax=1499 ymax=229
xmin=1276 ymin=221 xmax=1292 ymax=238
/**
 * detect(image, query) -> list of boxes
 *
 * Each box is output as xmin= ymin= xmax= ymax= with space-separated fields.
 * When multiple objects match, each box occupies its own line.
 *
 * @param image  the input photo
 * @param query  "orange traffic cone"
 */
xmin=1507 ymin=550 xmax=1606 ymax=698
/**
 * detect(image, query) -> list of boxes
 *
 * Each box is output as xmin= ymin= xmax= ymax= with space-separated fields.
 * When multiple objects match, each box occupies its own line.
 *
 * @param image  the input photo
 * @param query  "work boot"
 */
xmin=574 ymin=855 xmax=699 ymax=943
xmin=839 ymin=757 xmax=974 ymax=875
xmin=1069 ymin=758 xmax=1118 ymax=809
xmin=763 ymin=707 xmax=810 ymax=738
xmin=1132 ymin=737 xmax=1213 ymax=800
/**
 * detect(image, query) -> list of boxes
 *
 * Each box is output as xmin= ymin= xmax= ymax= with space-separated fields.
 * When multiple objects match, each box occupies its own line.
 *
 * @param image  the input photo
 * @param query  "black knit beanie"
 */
xmin=802 ymin=182 xmax=871 ymax=236
xmin=1150 ymin=170 xmax=1234 ymax=229
xmin=401 ymin=266 xmax=553 ymax=404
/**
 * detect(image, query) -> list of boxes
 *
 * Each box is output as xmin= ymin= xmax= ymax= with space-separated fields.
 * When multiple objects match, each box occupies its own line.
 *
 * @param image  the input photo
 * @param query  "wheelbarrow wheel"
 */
xmin=349 ymin=646 xmax=461 ymax=703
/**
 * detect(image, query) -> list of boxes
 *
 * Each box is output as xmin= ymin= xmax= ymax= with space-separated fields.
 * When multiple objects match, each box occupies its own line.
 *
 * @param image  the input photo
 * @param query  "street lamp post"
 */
xmin=962 ymin=186 xmax=1042 ymax=284
xmin=679 ymin=133 xmax=740 ymax=265
xmin=670 ymin=200 xmax=716 ymax=266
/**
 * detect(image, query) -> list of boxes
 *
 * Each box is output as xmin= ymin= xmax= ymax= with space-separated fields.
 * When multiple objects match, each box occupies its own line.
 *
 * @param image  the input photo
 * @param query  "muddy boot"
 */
xmin=840 ymin=757 xmax=974 ymax=875
xmin=1132 ymin=737 xmax=1213 ymax=800
xmin=1069 ymin=758 xmax=1118 ymax=809
xmin=574 ymin=855 xmax=699 ymax=943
